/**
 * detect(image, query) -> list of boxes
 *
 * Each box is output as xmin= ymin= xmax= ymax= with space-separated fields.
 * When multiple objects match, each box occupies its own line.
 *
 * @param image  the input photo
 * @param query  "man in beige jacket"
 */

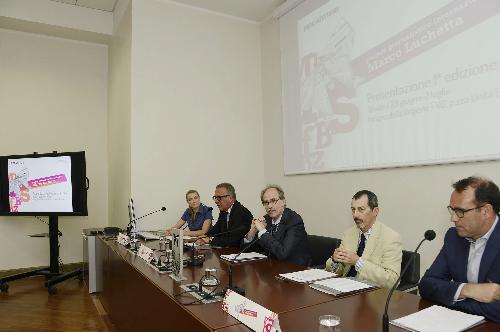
xmin=325 ymin=190 xmax=402 ymax=288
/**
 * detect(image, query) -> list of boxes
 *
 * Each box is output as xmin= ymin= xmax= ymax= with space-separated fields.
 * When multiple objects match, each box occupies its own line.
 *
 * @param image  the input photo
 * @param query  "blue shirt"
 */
xmin=180 ymin=203 xmax=213 ymax=231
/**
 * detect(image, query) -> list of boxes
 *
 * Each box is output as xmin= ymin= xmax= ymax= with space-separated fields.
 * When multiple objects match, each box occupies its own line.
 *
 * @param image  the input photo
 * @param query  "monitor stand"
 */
xmin=0 ymin=215 xmax=83 ymax=294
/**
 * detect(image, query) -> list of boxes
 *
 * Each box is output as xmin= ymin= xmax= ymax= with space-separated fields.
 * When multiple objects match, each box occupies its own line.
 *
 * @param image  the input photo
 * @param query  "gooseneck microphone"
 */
xmin=130 ymin=206 xmax=166 ymax=223
xmin=127 ymin=206 xmax=167 ymax=236
xmin=382 ymin=230 xmax=436 ymax=332
xmin=226 ymin=235 xmax=261 ymax=296
xmin=193 ymin=225 xmax=247 ymax=243
xmin=186 ymin=225 xmax=248 ymax=266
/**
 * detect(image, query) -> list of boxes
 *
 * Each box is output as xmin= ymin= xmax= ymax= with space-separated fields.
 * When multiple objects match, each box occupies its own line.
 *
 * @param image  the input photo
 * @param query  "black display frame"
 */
xmin=0 ymin=151 xmax=88 ymax=216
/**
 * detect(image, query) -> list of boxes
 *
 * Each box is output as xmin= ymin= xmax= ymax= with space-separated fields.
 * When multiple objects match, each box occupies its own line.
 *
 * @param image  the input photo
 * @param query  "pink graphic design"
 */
xmin=221 ymin=289 xmax=232 ymax=313
xmin=28 ymin=174 xmax=67 ymax=188
xmin=262 ymin=314 xmax=277 ymax=332
xmin=8 ymin=170 xmax=68 ymax=212
xmin=240 ymin=309 xmax=258 ymax=318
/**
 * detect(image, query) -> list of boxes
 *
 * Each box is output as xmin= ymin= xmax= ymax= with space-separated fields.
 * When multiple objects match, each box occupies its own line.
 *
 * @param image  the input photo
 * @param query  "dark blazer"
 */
xmin=419 ymin=219 xmax=500 ymax=323
xmin=246 ymin=208 xmax=311 ymax=266
xmin=207 ymin=200 xmax=252 ymax=248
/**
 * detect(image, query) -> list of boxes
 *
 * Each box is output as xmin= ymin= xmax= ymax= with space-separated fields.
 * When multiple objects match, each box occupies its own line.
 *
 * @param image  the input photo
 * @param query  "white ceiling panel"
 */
xmin=170 ymin=0 xmax=286 ymax=22
xmin=50 ymin=0 xmax=285 ymax=21
xmin=77 ymin=0 xmax=117 ymax=12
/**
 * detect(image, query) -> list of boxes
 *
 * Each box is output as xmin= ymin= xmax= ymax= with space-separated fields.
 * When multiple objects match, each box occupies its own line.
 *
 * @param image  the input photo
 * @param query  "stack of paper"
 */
xmin=184 ymin=242 xmax=211 ymax=249
xmin=278 ymin=269 xmax=336 ymax=283
xmin=310 ymin=277 xmax=374 ymax=296
xmin=220 ymin=252 xmax=267 ymax=262
xmin=390 ymin=305 xmax=485 ymax=332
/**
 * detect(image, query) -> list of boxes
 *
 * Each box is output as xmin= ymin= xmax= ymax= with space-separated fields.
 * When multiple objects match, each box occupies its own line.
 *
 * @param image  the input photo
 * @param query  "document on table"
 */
xmin=184 ymin=242 xmax=211 ymax=249
xmin=390 ymin=305 xmax=485 ymax=332
xmin=278 ymin=269 xmax=337 ymax=283
xmin=310 ymin=277 xmax=374 ymax=296
xmin=220 ymin=252 xmax=267 ymax=262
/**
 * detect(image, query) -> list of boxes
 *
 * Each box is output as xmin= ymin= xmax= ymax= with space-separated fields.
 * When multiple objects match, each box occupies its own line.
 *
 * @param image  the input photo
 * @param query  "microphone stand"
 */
xmin=127 ymin=206 xmax=167 ymax=233
xmin=186 ymin=226 xmax=246 ymax=266
xmin=126 ymin=206 xmax=166 ymax=252
xmin=225 ymin=236 xmax=260 ymax=296
xmin=382 ymin=231 xmax=435 ymax=332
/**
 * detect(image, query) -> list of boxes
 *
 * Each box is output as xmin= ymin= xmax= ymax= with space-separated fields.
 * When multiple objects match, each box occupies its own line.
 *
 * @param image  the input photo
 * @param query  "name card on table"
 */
xmin=222 ymin=289 xmax=281 ymax=332
xmin=117 ymin=233 xmax=130 ymax=246
xmin=137 ymin=244 xmax=155 ymax=263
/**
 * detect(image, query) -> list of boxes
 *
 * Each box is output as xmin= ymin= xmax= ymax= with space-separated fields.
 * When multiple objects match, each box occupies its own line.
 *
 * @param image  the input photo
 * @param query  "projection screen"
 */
xmin=280 ymin=0 xmax=500 ymax=174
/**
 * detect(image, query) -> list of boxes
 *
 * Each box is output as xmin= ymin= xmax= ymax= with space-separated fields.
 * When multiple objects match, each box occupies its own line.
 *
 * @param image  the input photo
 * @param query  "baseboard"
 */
xmin=0 ymin=262 xmax=84 ymax=278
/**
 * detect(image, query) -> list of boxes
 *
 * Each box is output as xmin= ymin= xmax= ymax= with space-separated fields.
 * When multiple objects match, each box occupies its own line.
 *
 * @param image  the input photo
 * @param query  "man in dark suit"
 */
xmin=419 ymin=176 xmax=500 ymax=323
xmin=200 ymin=183 xmax=252 ymax=247
xmin=244 ymin=185 xmax=311 ymax=266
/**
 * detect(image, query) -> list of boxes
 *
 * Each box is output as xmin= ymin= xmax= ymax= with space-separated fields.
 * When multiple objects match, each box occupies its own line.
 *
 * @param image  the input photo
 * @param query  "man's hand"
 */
xmin=460 ymin=282 xmax=500 ymax=303
xmin=253 ymin=217 xmax=267 ymax=232
xmin=195 ymin=237 xmax=209 ymax=245
xmin=245 ymin=219 xmax=260 ymax=240
xmin=164 ymin=229 xmax=172 ymax=236
xmin=333 ymin=247 xmax=359 ymax=265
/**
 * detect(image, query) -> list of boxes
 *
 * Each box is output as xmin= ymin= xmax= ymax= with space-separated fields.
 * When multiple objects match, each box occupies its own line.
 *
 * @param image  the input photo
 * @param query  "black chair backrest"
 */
xmin=401 ymin=250 xmax=420 ymax=284
xmin=307 ymin=235 xmax=341 ymax=267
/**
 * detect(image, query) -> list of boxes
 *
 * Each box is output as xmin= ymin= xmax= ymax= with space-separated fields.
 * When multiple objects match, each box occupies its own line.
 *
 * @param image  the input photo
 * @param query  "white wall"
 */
xmin=260 ymin=18 xmax=500 ymax=275
xmin=0 ymin=29 xmax=108 ymax=269
xmin=129 ymin=0 xmax=265 ymax=227
xmin=108 ymin=2 xmax=132 ymax=229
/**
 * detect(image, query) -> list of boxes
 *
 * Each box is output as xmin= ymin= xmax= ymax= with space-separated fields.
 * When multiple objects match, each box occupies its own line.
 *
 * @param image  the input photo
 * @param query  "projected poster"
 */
xmin=290 ymin=0 xmax=500 ymax=173
xmin=8 ymin=156 xmax=72 ymax=212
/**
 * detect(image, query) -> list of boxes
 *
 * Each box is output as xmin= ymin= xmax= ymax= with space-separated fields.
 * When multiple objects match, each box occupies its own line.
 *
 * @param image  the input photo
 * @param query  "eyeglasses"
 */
xmin=262 ymin=198 xmax=280 ymax=207
xmin=447 ymin=205 xmax=485 ymax=218
xmin=213 ymin=195 xmax=230 ymax=201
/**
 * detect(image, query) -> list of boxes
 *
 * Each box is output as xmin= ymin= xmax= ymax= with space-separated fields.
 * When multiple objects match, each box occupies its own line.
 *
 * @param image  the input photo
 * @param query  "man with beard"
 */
xmin=325 ymin=190 xmax=402 ymax=288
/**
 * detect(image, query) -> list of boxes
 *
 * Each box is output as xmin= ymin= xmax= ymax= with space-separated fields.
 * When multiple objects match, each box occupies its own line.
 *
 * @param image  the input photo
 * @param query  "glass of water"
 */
xmin=319 ymin=314 xmax=340 ymax=331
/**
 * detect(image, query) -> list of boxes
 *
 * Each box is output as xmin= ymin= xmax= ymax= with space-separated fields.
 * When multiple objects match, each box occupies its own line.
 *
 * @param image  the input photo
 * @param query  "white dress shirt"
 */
xmin=454 ymin=215 xmax=499 ymax=301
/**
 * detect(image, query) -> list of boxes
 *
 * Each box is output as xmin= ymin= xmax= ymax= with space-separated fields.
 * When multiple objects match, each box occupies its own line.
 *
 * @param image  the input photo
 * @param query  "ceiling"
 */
xmin=49 ymin=0 xmax=287 ymax=22
xmin=51 ymin=0 xmax=118 ymax=12
xmin=169 ymin=0 xmax=286 ymax=22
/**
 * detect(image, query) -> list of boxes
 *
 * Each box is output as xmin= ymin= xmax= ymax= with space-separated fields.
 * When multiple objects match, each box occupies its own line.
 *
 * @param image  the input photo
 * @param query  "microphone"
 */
xmin=185 ymin=225 xmax=248 ymax=265
xmin=225 ymin=235 xmax=261 ymax=296
xmin=131 ymin=206 xmax=166 ymax=223
xmin=382 ymin=230 xmax=436 ymax=332
xmin=193 ymin=225 xmax=247 ymax=244
xmin=127 ymin=206 xmax=167 ymax=235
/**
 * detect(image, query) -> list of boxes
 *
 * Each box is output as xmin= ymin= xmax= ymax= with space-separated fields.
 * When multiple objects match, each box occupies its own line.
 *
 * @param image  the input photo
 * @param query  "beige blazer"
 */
xmin=325 ymin=221 xmax=402 ymax=288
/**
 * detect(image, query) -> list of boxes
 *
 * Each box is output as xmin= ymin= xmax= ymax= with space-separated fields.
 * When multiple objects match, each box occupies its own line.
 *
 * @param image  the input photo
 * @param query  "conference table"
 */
xmin=98 ymin=237 xmax=499 ymax=332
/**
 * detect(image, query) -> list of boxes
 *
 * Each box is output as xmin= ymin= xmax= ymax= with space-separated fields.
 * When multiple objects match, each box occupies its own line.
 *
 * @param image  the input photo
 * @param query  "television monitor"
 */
xmin=0 ymin=151 xmax=88 ymax=216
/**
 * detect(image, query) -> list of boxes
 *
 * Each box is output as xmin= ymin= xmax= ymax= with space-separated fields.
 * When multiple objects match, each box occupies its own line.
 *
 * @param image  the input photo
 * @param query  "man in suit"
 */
xmin=243 ymin=185 xmax=311 ymax=266
xmin=325 ymin=190 xmax=402 ymax=288
xmin=199 ymin=182 xmax=252 ymax=247
xmin=419 ymin=176 xmax=500 ymax=323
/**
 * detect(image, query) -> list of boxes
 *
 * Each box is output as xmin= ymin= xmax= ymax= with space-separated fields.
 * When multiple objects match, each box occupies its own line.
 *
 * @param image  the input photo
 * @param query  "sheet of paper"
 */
xmin=278 ymin=269 xmax=336 ymax=283
xmin=310 ymin=277 xmax=373 ymax=295
xmin=220 ymin=252 xmax=268 ymax=262
xmin=390 ymin=305 xmax=485 ymax=332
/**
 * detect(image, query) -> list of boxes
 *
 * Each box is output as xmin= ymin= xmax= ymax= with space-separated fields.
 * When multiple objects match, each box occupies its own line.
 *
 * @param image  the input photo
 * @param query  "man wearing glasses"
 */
xmin=199 ymin=183 xmax=252 ymax=247
xmin=325 ymin=190 xmax=402 ymax=288
xmin=419 ymin=176 xmax=500 ymax=323
xmin=243 ymin=185 xmax=311 ymax=266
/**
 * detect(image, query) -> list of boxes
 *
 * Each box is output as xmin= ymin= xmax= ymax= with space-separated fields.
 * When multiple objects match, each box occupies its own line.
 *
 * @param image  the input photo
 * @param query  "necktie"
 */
xmin=357 ymin=233 xmax=366 ymax=257
xmin=270 ymin=223 xmax=278 ymax=235
xmin=346 ymin=234 xmax=366 ymax=277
